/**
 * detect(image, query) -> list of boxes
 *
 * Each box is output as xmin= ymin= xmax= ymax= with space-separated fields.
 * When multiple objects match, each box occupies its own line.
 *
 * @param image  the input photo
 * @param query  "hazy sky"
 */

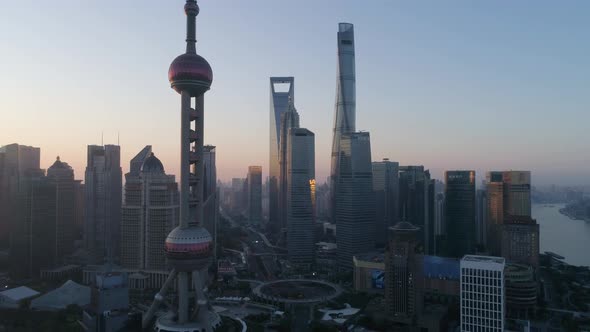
xmin=1 ymin=1 xmax=589 ymax=186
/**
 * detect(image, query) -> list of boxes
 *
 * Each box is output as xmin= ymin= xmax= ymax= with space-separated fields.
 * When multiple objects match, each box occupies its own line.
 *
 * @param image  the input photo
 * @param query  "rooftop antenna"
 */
xmin=101 ymin=131 xmax=104 ymax=146
xmin=117 ymin=132 xmax=120 ymax=146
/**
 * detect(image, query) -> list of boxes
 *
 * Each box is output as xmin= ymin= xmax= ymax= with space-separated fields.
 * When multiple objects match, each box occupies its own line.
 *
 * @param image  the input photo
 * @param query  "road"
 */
xmin=220 ymin=208 xmax=281 ymax=281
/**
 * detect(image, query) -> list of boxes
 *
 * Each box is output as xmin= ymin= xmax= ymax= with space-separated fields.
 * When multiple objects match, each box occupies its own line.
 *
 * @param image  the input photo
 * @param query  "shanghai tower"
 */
xmin=142 ymin=1 xmax=219 ymax=331
xmin=330 ymin=23 xmax=356 ymax=217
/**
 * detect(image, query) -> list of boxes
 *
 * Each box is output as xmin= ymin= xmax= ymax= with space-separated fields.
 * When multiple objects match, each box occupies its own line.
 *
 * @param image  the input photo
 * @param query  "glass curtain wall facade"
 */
xmin=330 ymin=23 xmax=356 ymax=220
xmin=445 ymin=170 xmax=476 ymax=258
xmin=335 ymin=132 xmax=375 ymax=270
xmin=286 ymin=128 xmax=315 ymax=268
xmin=269 ymin=77 xmax=294 ymax=232
xmin=372 ymin=159 xmax=399 ymax=248
xmin=85 ymin=144 xmax=122 ymax=264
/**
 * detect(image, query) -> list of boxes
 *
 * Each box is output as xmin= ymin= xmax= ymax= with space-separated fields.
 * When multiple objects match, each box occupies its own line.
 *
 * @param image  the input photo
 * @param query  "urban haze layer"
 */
xmin=0 ymin=1 xmax=588 ymax=332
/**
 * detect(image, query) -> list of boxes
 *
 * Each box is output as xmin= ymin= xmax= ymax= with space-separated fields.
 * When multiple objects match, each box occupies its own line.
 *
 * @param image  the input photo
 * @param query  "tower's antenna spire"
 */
xmin=184 ymin=0 xmax=199 ymax=54
xmin=101 ymin=131 xmax=104 ymax=146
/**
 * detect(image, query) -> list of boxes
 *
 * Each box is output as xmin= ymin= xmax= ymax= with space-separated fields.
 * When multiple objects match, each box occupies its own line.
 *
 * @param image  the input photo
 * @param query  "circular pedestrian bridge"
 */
xmin=252 ymin=279 xmax=342 ymax=305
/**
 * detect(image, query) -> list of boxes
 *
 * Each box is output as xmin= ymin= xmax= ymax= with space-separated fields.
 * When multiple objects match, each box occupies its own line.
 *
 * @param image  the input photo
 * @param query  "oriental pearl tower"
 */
xmin=142 ymin=1 xmax=220 ymax=331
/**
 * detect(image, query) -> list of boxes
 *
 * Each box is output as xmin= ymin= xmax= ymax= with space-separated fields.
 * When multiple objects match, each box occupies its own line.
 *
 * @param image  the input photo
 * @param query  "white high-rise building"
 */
xmin=286 ymin=128 xmax=315 ymax=268
xmin=460 ymin=255 xmax=505 ymax=332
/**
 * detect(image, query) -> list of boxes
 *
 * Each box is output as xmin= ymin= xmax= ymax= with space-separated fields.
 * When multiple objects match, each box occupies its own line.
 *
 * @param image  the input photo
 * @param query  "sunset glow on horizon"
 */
xmin=2 ymin=1 xmax=589 ymax=185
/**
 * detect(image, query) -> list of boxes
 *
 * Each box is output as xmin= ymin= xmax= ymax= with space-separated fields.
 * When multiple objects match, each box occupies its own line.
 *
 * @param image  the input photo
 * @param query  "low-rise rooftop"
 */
xmin=462 ymin=255 xmax=505 ymax=264
xmin=0 ymin=286 xmax=40 ymax=302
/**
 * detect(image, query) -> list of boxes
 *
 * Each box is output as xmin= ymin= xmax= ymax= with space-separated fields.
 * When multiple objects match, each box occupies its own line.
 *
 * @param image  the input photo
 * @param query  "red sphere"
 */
xmin=165 ymin=226 xmax=212 ymax=271
xmin=168 ymin=53 xmax=213 ymax=96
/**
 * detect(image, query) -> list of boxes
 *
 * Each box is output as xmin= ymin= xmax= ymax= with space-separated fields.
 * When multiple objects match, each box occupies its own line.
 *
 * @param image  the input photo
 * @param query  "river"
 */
xmin=533 ymin=203 xmax=590 ymax=267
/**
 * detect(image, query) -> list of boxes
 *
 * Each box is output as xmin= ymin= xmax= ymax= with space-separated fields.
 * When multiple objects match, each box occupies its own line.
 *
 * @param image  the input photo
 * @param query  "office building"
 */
xmin=385 ymin=221 xmax=423 ymax=325
xmin=269 ymin=77 xmax=294 ymax=233
xmin=120 ymin=148 xmax=179 ymax=271
xmin=434 ymin=192 xmax=445 ymax=253
xmin=230 ymin=177 xmax=245 ymax=214
xmin=353 ymin=252 xmax=385 ymax=294
xmin=203 ymin=145 xmax=218 ymax=260
xmin=501 ymin=216 xmax=539 ymax=268
xmin=335 ymin=132 xmax=375 ymax=270
xmin=0 ymin=144 xmax=40 ymax=246
xmin=286 ymin=128 xmax=315 ymax=268
xmin=486 ymin=171 xmax=531 ymax=255
xmin=330 ymin=23 xmax=356 ymax=219
xmin=504 ymin=263 xmax=536 ymax=319
xmin=476 ymin=189 xmax=487 ymax=247
xmin=399 ymin=166 xmax=433 ymax=254
xmin=142 ymin=1 xmax=220 ymax=330
xmin=10 ymin=168 xmax=52 ymax=278
xmin=247 ymin=166 xmax=262 ymax=225
xmin=372 ymin=159 xmax=399 ymax=248
xmin=422 ymin=255 xmax=460 ymax=301
xmin=85 ymin=145 xmax=122 ymax=264
xmin=460 ymin=255 xmax=505 ymax=332
xmin=46 ymin=156 xmax=78 ymax=265
xmin=278 ymin=97 xmax=300 ymax=233
xmin=10 ymin=156 xmax=78 ymax=278
xmin=445 ymin=171 xmax=476 ymax=258
xmin=82 ymin=272 xmax=129 ymax=332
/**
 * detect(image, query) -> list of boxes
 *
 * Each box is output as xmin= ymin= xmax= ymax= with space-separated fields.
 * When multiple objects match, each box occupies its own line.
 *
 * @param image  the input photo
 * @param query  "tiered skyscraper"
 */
xmin=120 ymin=147 xmax=179 ymax=271
xmin=269 ymin=77 xmax=294 ymax=233
xmin=142 ymin=1 xmax=219 ymax=330
xmin=85 ymin=144 xmax=122 ymax=264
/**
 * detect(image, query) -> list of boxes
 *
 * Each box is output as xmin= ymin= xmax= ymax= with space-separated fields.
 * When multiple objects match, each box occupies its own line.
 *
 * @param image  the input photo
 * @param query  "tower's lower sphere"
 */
xmin=168 ymin=53 xmax=213 ymax=96
xmin=165 ymin=226 xmax=212 ymax=271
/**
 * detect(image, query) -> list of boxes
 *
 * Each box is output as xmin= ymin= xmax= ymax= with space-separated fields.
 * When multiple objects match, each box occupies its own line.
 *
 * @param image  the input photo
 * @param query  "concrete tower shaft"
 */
xmin=143 ymin=1 xmax=218 ymax=331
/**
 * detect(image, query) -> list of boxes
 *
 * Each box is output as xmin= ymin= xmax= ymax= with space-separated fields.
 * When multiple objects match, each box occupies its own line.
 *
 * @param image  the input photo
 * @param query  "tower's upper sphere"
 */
xmin=184 ymin=1 xmax=199 ymax=16
xmin=168 ymin=53 xmax=213 ymax=96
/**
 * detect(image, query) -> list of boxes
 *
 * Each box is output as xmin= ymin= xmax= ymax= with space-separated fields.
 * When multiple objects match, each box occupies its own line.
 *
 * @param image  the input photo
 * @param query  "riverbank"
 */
xmin=533 ymin=204 xmax=590 ymax=267
xmin=559 ymin=207 xmax=590 ymax=222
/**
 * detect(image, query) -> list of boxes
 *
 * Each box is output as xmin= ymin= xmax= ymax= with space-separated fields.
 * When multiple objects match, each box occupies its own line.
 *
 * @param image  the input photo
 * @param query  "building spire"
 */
xmin=184 ymin=0 xmax=199 ymax=54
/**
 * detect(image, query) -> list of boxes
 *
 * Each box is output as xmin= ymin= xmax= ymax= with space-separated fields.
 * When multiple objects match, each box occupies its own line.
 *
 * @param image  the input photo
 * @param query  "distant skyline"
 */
xmin=2 ymin=1 xmax=589 ymax=185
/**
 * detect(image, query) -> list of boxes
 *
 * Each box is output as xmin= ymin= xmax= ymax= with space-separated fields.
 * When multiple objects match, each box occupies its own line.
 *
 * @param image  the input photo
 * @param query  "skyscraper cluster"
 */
xmin=0 ymin=3 xmax=559 ymax=331
xmin=0 ymin=145 xmax=84 ymax=279
xmin=266 ymin=75 xmax=316 ymax=268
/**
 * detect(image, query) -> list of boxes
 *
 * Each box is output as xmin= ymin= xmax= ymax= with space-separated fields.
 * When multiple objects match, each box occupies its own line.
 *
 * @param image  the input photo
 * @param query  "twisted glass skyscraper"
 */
xmin=330 ymin=23 xmax=356 ymax=215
